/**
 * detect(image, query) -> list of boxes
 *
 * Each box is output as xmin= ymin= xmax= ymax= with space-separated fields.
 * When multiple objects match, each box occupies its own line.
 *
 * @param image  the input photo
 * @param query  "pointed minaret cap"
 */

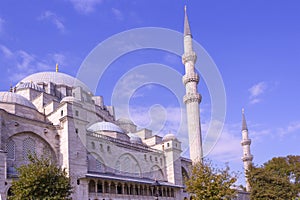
xmin=184 ymin=5 xmax=192 ymax=37
xmin=242 ymin=108 xmax=248 ymax=131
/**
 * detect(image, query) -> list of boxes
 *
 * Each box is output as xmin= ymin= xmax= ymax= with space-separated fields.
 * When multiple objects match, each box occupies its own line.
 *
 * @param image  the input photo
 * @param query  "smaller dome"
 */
xmin=0 ymin=92 xmax=36 ymax=110
xmin=16 ymin=82 xmax=44 ymax=92
xmin=60 ymin=96 xmax=81 ymax=103
xmin=87 ymin=121 xmax=125 ymax=134
xmin=117 ymin=118 xmax=134 ymax=124
xmin=162 ymin=133 xmax=178 ymax=142
xmin=127 ymin=133 xmax=143 ymax=145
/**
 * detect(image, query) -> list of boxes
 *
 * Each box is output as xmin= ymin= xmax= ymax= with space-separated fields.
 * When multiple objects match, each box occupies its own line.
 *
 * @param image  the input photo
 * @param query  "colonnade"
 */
xmin=88 ymin=179 xmax=175 ymax=198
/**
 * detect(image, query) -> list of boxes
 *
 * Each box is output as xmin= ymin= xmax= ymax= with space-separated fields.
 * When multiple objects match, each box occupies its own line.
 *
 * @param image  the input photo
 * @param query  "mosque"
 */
xmin=0 ymin=6 xmax=251 ymax=200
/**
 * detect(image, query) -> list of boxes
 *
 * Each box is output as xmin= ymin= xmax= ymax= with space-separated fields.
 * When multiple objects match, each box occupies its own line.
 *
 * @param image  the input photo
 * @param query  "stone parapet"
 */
xmin=182 ymin=73 xmax=199 ymax=85
xmin=183 ymin=93 xmax=202 ymax=104
xmin=182 ymin=51 xmax=197 ymax=64
xmin=241 ymin=139 xmax=251 ymax=146
xmin=242 ymin=155 xmax=253 ymax=162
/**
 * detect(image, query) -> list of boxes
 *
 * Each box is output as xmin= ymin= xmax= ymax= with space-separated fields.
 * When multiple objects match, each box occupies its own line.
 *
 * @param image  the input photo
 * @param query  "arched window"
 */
xmin=6 ymin=139 xmax=15 ymax=160
xmin=97 ymin=181 xmax=103 ymax=193
xmin=88 ymin=180 xmax=96 ymax=193
xmin=23 ymin=137 xmax=36 ymax=160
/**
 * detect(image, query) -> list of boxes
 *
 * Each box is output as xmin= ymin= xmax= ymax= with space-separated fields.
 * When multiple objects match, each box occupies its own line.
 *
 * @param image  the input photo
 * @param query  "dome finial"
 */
xmin=55 ymin=63 xmax=59 ymax=72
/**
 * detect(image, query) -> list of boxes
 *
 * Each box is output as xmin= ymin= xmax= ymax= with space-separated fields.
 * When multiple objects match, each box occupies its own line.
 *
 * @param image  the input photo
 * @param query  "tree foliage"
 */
xmin=185 ymin=160 xmax=238 ymax=200
xmin=9 ymin=154 xmax=72 ymax=200
xmin=247 ymin=155 xmax=300 ymax=200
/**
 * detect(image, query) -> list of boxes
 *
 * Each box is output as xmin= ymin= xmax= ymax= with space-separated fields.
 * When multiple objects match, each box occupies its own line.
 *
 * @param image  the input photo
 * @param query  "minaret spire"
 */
xmin=241 ymin=108 xmax=253 ymax=192
xmin=242 ymin=108 xmax=248 ymax=131
xmin=182 ymin=6 xmax=203 ymax=163
xmin=184 ymin=5 xmax=191 ymax=36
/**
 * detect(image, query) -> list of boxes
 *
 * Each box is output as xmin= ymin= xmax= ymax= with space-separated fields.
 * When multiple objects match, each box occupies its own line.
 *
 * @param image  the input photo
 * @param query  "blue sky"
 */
xmin=1 ymin=0 xmax=300 ymax=186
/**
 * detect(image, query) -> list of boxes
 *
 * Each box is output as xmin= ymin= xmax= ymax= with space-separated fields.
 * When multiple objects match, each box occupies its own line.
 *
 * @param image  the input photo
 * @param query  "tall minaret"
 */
xmin=241 ymin=108 xmax=253 ymax=192
xmin=182 ymin=6 xmax=203 ymax=163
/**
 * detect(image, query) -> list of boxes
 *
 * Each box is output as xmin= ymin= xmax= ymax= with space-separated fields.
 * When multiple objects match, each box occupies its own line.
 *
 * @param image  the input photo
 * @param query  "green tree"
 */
xmin=247 ymin=155 xmax=300 ymax=200
xmin=9 ymin=154 xmax=72 ymax=200
xmin=185 ymin=160 xmax=238 ymax=200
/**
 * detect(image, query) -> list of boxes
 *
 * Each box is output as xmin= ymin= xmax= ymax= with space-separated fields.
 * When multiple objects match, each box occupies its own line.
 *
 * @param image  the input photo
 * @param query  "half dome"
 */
xmin=0 ymin=92 xmax=36 ymax=110
xmin=87 ymin=121 xmax=125 ymax=134
xmin=60 ymin=96 xmax=81 ymax=103
xmin=127 ymin=133 xmax=143 ymax=145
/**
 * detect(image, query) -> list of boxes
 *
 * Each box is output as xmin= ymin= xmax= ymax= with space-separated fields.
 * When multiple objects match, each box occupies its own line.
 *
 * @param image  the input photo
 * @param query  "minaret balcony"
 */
xmin=241 ymin=139 xmax=251 ymax=146
xmin=183 ymin=93 xmax=202 ymax=104
xmin=182 ymin=51 xmax=197 ymax=64
xmin=182 ymin=73 xmax=199 ymax=85
xmin=242 ymin=154 xmax=253 ymax=162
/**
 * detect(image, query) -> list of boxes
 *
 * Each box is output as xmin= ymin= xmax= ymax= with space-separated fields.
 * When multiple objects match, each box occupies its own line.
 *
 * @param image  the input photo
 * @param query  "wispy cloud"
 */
xmin=38 ymin=11 xmax=65 ymax=33
xmin=68 ymin=0 xmax=103 ymax=14
xmin=0 ymin=45 xmax=13 ymax=58
xmin=51 ymin=53 xmax=66 ymax=65
xmin=248 ymin=81 xmax=267 ymax=104
xmin=0 ymin=17 xmax=4 ymax=33
xmin=0 ymin=44 xmax=66 ymax=82
xmin=112 ymin=8 xmax=124 ymax=21
xmin=278 ymin=121 xmax=300 ymax=136
xmin=202 ymin=121 xmax=241 ymax=162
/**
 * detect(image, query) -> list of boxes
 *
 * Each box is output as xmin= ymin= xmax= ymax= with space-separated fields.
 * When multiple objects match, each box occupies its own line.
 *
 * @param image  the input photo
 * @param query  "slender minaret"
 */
xmin=182 ymin=6 xmax=203 ymax=163
xmin=241 ymin=108 xmax=253 ymax=192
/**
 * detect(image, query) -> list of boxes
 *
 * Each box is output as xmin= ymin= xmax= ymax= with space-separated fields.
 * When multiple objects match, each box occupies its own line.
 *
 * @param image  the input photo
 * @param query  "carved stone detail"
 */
xmin=183 ymin=93 xmax=202 ymax=104
xmin=182 ymin=51 xmax=197 ymax=64
xmin=182 ymin=73 xmax=199 ymax=85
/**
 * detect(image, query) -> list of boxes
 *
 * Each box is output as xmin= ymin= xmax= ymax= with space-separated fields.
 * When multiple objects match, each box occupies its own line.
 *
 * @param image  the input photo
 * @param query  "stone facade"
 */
xmin=0 ymin=6 xmax=251 ymax=200
xmin=0 ymin=72 xmax=192 ymax=200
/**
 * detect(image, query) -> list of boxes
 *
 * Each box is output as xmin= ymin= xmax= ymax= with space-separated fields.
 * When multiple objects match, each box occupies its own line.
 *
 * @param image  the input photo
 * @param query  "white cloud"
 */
xmin=51 ymin=53 xmax=66 ymax=65
xmin=201 ymin=121 xmax=241 ymax=162
xmin=38 ymin=11 xmax=65 ymax=33
xmin=0 ymin=44 xmax=67 ymax=82
xmin=112 ymin=8 xmax=124 ymax=21
xmin=68 ymin=0 xmax=103 ymax=14
xmin=248 ymin=82 xmax=267 ymax=104
xmin=249 ymin=98 xmax=261 ymax=104
xmin=16 ymin=50 xmax=35 ymax=70
xmin=278 ymin=121 xmax=300 ymax=136
xmin=0 ymin=44 xmax=13 ymax=58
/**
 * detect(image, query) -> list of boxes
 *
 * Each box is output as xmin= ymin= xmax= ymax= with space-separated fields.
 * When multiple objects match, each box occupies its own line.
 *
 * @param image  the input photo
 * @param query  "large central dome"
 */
xmin=19 ymin=72 xmax=91 ymax=93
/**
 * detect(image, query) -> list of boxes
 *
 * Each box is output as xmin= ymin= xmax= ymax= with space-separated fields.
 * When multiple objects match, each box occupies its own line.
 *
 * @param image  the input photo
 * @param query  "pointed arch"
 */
xmin=182 ymin=166 xmax=189 ymax=186
xmin=115 ymin=153 xmax=141 ymax=177
xmin=151 ymin=165 xmax=164 ymax=180
xmin=87 ymin=152 xmax=106 ymax=173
